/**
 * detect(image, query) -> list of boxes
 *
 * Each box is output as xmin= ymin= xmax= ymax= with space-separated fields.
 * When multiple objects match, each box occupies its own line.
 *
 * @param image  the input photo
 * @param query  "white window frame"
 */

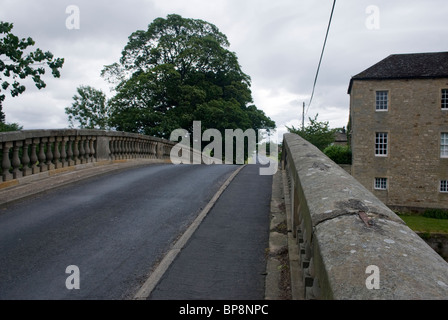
xmin=441 ymin=133 xmax=448 ymax=158
xmin=440 ymin=180 xmax=448 ymax=193
xmin=375 ymin=132 xmax=388 ymax=157
xmin=375 ymin=178 xmax=388 ymax=190
xmin=376 ymin=91 xmax=389 ymax=111
xmin=442 ymin=89 xmax=448 ymax=110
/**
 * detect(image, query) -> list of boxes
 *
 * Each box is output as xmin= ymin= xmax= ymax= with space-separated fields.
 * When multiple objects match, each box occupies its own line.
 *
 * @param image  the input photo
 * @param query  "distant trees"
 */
xmin=287 ymin=114 xmax=351 ymax=164
xmin=65 ymin=85 xmax=110 ymax=129
xmin=286 ymin=114 xmax=335 ymax=151
xmin=0 ymin=122 xmax=23 ymax=132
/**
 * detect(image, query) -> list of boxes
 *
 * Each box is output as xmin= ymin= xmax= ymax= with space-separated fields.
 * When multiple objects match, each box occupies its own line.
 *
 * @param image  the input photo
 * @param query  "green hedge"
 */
xmin=423 ymin=209 xmax=448 ymax=220
xmin=323 ymin=145 xmax=352 ymax=165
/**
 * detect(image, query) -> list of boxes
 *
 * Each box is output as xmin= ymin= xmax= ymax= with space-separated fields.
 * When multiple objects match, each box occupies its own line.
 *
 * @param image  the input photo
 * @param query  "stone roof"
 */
xmin=334 ymin=132 xmax=347 ymax=143
xmin=348 ymin=52 xmax=448 ymax=93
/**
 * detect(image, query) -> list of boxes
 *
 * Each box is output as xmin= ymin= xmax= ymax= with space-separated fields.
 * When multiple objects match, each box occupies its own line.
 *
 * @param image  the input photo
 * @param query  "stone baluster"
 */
xmin=119 ymin=138 xmax=124 ymax=159
xmin=133 ymin=138 xmax=138 ymax=158
xmin=156 ymin=142 xmax=160 ymax=159
xmin=112 ymin=138 xmax=118 ymax=160
xmin=46 ymin=137 xmax=55 ymax=171
xmin=138 ymin=139 xmax=142 ymax=158
xmin=79 ymin=136 xmax=86 ymax=164
xmin=73 ymin=136 xmax=80 ymax=165
xmin=118 ymin=137 xmax=124 ymax=160
xmin=124 ymin=138 xmax=129 ymax=159
xmin=131 ymin=138 xmax=136 ymax=159
xmin=67 ymin=137 xmax=75 ymax=166
xmin=141 ymin=140 xmax=146 ymax=158
xmin=38 ymin=138 xmax=47 ymax=172
xmin=30 ymin=138 xmax=39 ymax=174
xmin=156 ymin=143 xmax=162 ymax=159
xmin=128 ymin=138 xmax=133 ymax=159
xmin=121 ymin=137 xmax=126 ymax=159
xmin=84 ymin=136 xmax=91 ymax=163
xmin=54 ymin=137 xmax=62 ymax=169
xmin=147 ymin=140 xmax=151 ymax=158
xmin=61 ymin=137 xmax=68 ymax=167
xmin=127 ymin=138 xmax=131 ymax=159
xmin=135 ymin=139 xmax=140 ymax=158
xmin=154 ymin=141 xmax=158 ymax=159
xmin=11 ymin=141 xmax=22 ymax=179
xmin=131 ymin=138 xmax=135 ymax=158
xmin=115 ymin=137 xmax=121 ymax=160
xmin=150 ymin=141 xmax=155 ymax=159
xmin=2 ymin=142 xmax=13 ymax=181
xmin=164 ymin=144 xmax=170 ymax=159
xmin=109 ymin=137 xmax=115 ymax=160
xmin=166 ymin=144 xmax=171 ymax=159
xmin=145 ymin=141 xmax=149 ymax=158
xmin=161 ymin=143 xmax=165 ymax=159
xmin=90 ymin=137 xmax=96 ymax=162
xmin=21 ymin=139 xmax=31 ymax=177
xmin=115 ymin=137 xmax=122 ymax=160
xmin=163 ymin=143 xmax=168 ymax=159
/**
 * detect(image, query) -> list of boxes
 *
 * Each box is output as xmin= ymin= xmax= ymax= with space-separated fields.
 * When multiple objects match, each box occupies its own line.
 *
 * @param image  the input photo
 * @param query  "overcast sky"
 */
xmin=1 ymin=0 xmax=447 ymax=140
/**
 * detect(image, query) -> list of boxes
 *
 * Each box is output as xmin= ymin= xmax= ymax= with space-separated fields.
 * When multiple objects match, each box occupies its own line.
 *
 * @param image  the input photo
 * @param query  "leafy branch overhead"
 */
xmin=0 ymin=21 xmax=64 ymax=122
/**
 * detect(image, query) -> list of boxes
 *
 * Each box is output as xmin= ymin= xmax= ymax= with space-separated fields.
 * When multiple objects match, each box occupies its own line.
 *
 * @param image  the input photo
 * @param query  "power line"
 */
xmin=305 ymin=0 xmax=336 ymax=117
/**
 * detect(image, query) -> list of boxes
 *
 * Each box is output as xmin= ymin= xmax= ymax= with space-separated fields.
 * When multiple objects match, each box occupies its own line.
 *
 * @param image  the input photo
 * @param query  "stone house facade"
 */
xmin=348 ymin=52 xmax=448 ymax=211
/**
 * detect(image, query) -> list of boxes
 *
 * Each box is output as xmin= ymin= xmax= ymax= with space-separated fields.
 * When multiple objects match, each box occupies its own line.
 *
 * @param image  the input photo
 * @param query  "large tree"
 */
xmin=0 ymin=22 xmax=64 ymax=123
xmin=102 ymin=14 xmax=275 ymax=139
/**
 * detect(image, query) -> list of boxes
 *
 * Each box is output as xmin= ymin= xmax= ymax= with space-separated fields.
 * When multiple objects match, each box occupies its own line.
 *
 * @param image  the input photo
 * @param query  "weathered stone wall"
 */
xmin=350 ymin=78 xmax=448 ymax=209
xmin=420 ymin=233 xmax=448 ymax=262
xmin=283 ymin=133 xmax=448 ymax=300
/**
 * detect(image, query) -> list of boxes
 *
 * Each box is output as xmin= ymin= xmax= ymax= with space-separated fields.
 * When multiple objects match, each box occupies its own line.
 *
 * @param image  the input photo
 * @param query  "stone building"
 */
xmin=348 ymin=52 xmax=448 ymax=211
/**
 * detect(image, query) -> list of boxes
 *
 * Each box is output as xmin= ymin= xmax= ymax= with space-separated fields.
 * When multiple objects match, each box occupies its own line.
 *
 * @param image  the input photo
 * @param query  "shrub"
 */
xmin=323 ymin=145 xmax=352 ymax=165
xmin=423 ymin=209 xmax=448 ymax=220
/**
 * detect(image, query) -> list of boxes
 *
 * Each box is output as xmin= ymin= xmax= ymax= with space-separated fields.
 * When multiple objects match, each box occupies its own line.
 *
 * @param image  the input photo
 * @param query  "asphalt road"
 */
xmin=149 ymin=164 xmax=272 ymax=300
xmin=0 ymin=164 xmax=240 ymax=300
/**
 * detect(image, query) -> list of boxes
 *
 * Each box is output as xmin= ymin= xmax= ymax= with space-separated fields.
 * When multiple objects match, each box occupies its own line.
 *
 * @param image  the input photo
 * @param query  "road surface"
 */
xmin=0 ymin=164 xmax=238 ymax=299
xmin=0 ymin=163 xmax=272 ymax=300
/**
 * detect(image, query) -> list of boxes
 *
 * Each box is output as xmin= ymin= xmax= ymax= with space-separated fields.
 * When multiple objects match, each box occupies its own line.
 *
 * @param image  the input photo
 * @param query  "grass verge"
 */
xmin=398 ymin=214 xmax=448 ymax=234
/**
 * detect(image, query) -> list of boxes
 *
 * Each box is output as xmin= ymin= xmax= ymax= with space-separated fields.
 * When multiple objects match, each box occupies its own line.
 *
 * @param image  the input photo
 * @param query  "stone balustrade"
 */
xmin=0 ymin=129 xmax=175 ymax=183
xmin=282 ymin=133 xmax=448 ymax=299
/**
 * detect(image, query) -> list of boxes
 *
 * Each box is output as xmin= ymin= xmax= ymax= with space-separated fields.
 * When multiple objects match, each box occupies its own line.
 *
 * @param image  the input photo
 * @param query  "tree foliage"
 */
xmin=323 ymin=144 xmax=352 ymax=164
xmin=286 ymin=114 xmax=336 ymax=151
xmin=102 ymin=14 xmax=275 ymax=139
xmin=0 ymin=122 xmax=23 ymax=132
xmin=0 ymin=21 xmax=64 ymax=122
xmin=65 ymin=85 xmax=110 ymax=129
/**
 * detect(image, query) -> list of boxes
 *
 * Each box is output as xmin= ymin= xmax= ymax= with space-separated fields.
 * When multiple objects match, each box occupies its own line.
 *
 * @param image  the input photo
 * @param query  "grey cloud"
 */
xmin=1 ymin=0 xmax=446 ymax=132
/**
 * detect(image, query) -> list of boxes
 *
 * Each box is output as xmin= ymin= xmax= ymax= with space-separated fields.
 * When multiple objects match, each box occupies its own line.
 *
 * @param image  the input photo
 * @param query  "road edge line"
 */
xmin=133 ymin=164 xmax=246 ymax=300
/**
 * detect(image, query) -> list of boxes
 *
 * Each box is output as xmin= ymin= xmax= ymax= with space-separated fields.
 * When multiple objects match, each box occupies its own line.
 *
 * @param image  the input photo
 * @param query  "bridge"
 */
xmin=0 ymin=129 xmax=447 ymax=300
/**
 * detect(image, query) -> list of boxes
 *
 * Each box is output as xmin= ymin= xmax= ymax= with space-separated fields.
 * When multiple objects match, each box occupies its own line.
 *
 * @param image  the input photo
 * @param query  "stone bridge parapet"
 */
xmin=282 ymin=133 xmax=448 ymax=299
xmin=0 ymin=129 xmax=175 ymax=185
